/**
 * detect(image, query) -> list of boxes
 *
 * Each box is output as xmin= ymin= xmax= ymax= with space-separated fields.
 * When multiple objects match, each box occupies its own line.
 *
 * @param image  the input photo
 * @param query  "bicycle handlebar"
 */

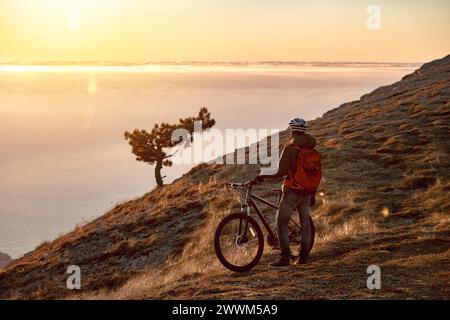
xmin=229 ymin=181 xmax=255 ymax=189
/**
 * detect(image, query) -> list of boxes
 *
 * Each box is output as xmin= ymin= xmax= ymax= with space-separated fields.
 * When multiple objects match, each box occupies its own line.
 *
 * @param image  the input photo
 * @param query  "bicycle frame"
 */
xmin=238 ymin=184 xmax=280 ymax=242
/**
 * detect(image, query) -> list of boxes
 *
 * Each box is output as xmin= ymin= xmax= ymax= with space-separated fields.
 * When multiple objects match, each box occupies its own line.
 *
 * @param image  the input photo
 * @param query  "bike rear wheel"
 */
xmin=214 ymin=213 xmax=264 ymax=272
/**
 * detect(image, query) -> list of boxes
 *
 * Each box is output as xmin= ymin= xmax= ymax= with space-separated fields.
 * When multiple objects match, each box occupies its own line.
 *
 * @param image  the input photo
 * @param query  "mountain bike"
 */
xmin=214 ymin=181 xmax=315 ymax=272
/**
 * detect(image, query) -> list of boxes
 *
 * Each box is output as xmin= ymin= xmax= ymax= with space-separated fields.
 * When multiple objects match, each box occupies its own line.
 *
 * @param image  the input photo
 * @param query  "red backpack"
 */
xmin=284 ymin=143 xmax=322 ymax=193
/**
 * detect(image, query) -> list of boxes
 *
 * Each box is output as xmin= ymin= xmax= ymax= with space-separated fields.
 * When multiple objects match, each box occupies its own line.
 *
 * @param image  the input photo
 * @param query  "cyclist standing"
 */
xmin=252 ymin=118 xmax=321 ymax=267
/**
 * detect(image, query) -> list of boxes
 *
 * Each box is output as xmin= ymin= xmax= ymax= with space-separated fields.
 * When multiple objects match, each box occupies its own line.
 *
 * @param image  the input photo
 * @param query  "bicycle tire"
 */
xmin=214 ymin=212 xmax=264 ymax=272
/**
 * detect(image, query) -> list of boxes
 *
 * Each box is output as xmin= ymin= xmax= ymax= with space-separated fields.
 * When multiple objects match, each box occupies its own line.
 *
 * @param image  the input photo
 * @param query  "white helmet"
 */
xmin=288 ymin=117 xmax=308 ymax=132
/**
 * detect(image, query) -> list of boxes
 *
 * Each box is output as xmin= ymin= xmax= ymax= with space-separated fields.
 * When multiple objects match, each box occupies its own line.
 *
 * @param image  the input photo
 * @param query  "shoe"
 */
xmin=293 ymin=255 xmax=308 ymax=265
xmin=269 ymin=258 xmax=290 ymax=267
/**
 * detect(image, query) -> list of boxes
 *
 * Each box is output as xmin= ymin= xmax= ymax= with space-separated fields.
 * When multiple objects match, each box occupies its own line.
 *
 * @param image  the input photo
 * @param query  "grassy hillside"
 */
xmin=0 ymin=55 xmax=449 ymax=299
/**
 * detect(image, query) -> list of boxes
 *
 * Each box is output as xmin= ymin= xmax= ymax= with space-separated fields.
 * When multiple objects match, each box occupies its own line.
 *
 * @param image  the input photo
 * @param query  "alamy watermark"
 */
xmin=366 ymin=265 xmax=381 ymax=290
xmin=170 ymin=121 xmax=280 ymax=174
xmin=66 ymin=265 xmax=81 ymax=290
xmin=66 ymin=4 xmax=81 ymax=31
xmin=367 ymin=5 xmax=381 ymax=30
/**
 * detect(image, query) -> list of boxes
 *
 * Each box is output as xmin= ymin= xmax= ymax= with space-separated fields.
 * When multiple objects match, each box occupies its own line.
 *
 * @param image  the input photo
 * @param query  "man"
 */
xmin=253 ymin=117 xmax=319 ymax=267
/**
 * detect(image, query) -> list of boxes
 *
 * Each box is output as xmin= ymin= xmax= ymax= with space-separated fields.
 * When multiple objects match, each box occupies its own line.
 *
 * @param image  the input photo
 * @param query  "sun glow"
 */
xmin=0 ymin=0 xmax=127 ymax=61
xmin=0 ymin=1 xmax=449 ymax=63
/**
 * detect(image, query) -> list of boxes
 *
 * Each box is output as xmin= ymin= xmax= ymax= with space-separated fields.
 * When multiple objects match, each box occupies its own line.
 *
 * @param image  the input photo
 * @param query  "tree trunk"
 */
xmin=155 ymin=159 xmax=164 ymax=186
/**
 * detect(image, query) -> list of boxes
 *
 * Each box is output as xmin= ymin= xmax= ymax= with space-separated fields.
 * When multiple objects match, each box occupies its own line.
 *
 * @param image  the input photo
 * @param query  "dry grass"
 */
xmin=316 ymin=215 xmax=379 ymax=243
xmin=81 ymin=180 xmax=237 ymax=300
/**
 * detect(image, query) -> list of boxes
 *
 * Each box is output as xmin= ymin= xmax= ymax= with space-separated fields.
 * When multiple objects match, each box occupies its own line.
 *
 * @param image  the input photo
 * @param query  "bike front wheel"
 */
xmin=214 ymin=212 xmax=264 ymax=272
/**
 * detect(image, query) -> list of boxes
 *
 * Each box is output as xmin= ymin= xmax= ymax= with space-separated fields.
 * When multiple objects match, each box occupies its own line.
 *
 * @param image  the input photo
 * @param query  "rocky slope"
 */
xmin=0 ymin=55 xmax=449 ymax=299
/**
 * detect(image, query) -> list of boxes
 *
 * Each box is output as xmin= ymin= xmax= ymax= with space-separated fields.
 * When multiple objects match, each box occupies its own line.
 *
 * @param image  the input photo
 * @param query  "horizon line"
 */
xmin=0 ymin=60 xmax=422 ymax=73
xmin=0 ymin=60 xmax=424 ymax=67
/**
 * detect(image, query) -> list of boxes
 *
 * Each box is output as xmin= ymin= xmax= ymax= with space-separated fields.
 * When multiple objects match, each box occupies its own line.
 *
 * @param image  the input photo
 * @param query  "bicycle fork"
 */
xmin=238 ymin=202 xmax=253 ymax=243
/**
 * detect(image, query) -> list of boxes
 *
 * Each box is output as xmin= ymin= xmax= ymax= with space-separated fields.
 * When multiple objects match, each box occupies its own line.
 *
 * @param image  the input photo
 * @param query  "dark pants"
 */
xmin=276 ymin=190 xmax=311 ymax=259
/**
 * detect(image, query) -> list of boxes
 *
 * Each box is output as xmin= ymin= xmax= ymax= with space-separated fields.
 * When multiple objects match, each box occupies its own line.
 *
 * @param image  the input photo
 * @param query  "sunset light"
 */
xmin=1 ymin=0 xmax=449 ymax=63
xmin=0 ymin=0 xmax=448 ymax=305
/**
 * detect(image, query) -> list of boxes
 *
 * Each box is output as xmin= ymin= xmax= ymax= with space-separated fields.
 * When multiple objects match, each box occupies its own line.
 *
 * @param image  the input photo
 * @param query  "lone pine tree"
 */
xmin=125 ymin=107 xmax=215 ymax=186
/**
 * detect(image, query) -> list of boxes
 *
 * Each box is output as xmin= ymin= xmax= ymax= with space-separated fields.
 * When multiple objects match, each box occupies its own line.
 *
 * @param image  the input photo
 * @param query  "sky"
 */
xmin=0 ymin=0 xmax=449 ymax=63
